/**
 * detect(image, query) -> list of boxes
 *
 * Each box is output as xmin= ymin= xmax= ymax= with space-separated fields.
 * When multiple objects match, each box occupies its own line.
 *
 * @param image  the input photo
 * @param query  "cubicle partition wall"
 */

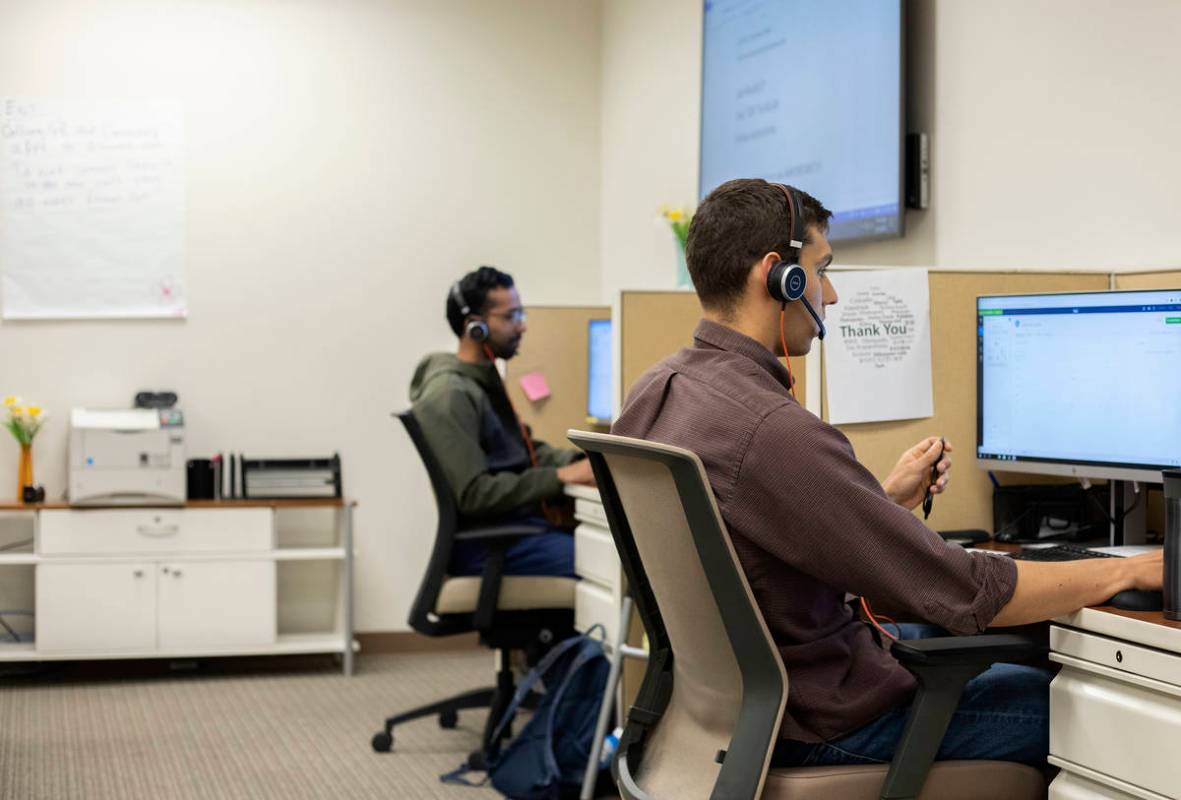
xmin=618 ymin=290 xmax=808 ymax=410
xmin=504 ymin=305 xmax=611 ymax=448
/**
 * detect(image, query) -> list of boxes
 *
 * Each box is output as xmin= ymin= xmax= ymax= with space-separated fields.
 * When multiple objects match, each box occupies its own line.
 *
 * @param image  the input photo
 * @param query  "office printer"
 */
xmin=69 ymin=408 xmax=186 ymax=505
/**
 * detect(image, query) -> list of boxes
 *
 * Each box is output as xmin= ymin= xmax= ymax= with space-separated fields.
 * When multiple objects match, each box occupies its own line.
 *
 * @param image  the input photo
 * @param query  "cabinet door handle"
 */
xmin=171 ymin=568 xmax=183 ymax=577
xmin=133 ymin=569 xmax=144 ymax=578
xmin=136 ymin=524 xmax=179 ymax=537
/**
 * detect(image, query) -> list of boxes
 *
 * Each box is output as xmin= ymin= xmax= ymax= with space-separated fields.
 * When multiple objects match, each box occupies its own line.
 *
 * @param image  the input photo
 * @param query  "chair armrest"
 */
xmin=890 ymin=634 xmax=1045 ymax=669
xmin=453 ymin=523 xmax=551 ymax=542
xmin=879 ymin=634 xmax=1045 ymax=800
xmin=460 ymin=524 xmax=548 ymax=632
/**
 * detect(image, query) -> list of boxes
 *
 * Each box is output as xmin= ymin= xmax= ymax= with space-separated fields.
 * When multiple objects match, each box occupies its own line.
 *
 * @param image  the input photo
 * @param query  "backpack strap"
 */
xmin=537 ymin=637 xmax=606 ymax=785
xmin=485 ymin=626 xmax=606 ymax=748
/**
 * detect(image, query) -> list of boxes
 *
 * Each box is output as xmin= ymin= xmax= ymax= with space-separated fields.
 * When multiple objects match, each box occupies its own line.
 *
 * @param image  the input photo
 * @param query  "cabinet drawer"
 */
xmin=1052 ymin=626 xmax=1181 ymax=688
xmin=575 ymin=580 xmax=618 ymax=643
xmin=574 ymin=498 xmax=608 ymax=527
xmin=1050 ymin=663 xmax=1181 ymax=797
xmin=39 ymin=509 xmax=273 ymax=555
xmin=575 ymin=523 xmax=620 ymax=588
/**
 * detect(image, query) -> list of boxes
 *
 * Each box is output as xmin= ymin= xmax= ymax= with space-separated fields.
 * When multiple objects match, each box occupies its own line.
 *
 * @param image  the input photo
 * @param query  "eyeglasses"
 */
xmin=485 ymin=308 xmax=527 ymax=324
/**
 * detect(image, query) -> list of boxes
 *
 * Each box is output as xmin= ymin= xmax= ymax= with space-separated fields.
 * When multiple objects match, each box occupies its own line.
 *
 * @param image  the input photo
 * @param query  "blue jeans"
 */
xmin=772 ymin=624 xmax=1051 ymax=768
xmin=450 ymin=517 xmax=575 ymax=578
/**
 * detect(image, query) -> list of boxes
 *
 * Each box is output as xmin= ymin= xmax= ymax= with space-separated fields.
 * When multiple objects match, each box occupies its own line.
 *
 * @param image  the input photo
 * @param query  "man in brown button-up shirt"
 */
xmin=613 ymin=178 xmax=1163 ymax=768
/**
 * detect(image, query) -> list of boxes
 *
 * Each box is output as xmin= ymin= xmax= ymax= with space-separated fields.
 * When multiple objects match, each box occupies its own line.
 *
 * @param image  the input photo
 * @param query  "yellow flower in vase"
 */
xmin=3 ymin=396 xmax=49 ymax=447
xmin=4 ymin=394 xmax=48 ymax=501
xmin=659 ymin=205 xmax=694 ymax=288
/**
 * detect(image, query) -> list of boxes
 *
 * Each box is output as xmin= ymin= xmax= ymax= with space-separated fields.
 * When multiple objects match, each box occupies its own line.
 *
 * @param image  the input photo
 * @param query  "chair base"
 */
xmin=371 ymin=647 xmax=542 ymax=759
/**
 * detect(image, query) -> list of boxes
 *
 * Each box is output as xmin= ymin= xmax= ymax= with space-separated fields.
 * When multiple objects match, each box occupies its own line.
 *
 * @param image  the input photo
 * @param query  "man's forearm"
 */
xmin=990 ymin=559 xmax=1134 ymax=627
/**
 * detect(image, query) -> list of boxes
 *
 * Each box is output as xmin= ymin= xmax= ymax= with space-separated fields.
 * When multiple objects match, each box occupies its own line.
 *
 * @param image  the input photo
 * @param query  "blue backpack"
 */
xmin=443 ymin=628 xmax=611 ymax=800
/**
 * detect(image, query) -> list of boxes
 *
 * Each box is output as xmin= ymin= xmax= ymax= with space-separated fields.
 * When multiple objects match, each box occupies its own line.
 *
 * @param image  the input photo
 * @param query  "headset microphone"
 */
xmin=799 ymin=295 xmax=826 ymax=340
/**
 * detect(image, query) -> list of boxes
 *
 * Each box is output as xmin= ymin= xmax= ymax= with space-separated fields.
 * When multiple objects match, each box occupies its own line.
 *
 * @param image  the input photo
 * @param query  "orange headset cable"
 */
xmin=778 ymin=306 xmax=798 ymax=401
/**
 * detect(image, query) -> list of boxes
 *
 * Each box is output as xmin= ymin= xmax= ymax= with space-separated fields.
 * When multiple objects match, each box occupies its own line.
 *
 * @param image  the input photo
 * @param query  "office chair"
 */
xmin=568 ymin=430 xmax=1047 ymax=800
xmin=371 ymin=412 xmax=576 ymax=766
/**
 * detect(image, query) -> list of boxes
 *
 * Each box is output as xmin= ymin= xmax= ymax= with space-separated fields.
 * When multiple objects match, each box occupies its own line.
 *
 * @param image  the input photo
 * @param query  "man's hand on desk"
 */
xmin=556 ymin=459 xmax=596 ymax=487
xmin=1124 ymin=549 xmax=1165 ymax=591
xmin=882 ymin=436 xmax=953 ymax=511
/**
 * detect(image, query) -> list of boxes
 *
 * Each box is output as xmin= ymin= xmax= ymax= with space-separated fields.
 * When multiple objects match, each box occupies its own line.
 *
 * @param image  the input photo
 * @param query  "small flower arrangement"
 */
xmin=660 ymin=205 xmax=693 ymax=249
xmin=3 ymin=396 xmax=48 ymax=446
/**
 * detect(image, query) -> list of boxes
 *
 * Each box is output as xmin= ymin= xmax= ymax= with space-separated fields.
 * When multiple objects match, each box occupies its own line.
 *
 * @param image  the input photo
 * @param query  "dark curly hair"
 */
xmin=445 ymin=266 xmax=515 ymax=336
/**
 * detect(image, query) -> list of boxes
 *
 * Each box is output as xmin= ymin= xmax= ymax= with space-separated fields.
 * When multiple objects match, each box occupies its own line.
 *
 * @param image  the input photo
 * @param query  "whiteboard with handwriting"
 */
xmin=0 ymin=98 xmax=186 ymax=319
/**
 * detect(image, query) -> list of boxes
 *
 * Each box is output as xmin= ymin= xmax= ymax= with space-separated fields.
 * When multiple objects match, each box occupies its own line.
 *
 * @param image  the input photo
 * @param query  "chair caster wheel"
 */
xmin=372 ymin=731 xmax=393 ymax=753
xmin=439 ymin=710 xmax=459 ymax=729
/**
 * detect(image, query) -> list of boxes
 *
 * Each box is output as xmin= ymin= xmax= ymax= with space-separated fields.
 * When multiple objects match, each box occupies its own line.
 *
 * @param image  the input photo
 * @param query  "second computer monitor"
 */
xmin=976 ymin=288 xmax=1181 ymax=482
xmin=587 ymin=319 xmax=612 ymax=425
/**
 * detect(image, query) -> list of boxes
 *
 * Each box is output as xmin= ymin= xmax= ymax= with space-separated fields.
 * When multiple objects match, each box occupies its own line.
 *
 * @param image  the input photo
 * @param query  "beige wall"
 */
xmin=599 ymin=0 xmax=1181 ymax=298
xmin=0 ymin=0 xmax=602 ymax=632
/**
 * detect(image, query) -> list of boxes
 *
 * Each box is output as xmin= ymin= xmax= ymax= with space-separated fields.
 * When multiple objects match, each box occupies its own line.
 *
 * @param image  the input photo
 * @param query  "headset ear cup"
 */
xmin=767 ymin=261 xmax=807 ymax=303
xmin=783 ymin=264 xmax=807 ymax=301
xmin=767 ymin=260 xmax=787 ymax=303
xmin=467 ymin=320 xmax=489 ymax=342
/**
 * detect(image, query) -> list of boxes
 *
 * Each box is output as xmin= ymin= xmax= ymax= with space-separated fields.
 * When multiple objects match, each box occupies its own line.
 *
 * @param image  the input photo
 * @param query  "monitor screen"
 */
xmin=977 ymin=289 xmax=1181 ymax=482
xmin=699 ymin=0 xmax=903 ymax=242
xmin=587 ymin=319 xmax=613 ymax=424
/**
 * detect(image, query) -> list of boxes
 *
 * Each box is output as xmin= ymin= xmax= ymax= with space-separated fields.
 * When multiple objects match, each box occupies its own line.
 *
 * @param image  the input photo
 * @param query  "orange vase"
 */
xmin=17 ymin=443 xmax=33 ymax=502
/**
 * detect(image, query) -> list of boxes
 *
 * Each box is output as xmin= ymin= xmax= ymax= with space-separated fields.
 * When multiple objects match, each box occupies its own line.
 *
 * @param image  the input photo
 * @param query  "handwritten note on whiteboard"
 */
xmin=0 ymin=98 xmax=186 ymax=319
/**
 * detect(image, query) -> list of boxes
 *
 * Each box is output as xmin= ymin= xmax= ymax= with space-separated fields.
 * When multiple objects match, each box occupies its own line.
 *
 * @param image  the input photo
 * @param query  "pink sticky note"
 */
xmin=518 ymin=371 xmax=551 ymax=402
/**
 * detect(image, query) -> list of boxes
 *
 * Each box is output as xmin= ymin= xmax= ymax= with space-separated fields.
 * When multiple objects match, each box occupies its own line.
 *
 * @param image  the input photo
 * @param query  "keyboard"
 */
xmin=1010 ymin=544 xmax=1120 ymax=562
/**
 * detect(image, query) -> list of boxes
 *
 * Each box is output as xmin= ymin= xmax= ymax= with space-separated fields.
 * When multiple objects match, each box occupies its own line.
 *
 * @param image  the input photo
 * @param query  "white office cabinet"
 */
xmin=37 ymin=562 xmax=157 ymax=652
xmin=156 ymin=560 xmax=275 ymax=650
xmin=3 ymin=501 xmax=356 ymax=674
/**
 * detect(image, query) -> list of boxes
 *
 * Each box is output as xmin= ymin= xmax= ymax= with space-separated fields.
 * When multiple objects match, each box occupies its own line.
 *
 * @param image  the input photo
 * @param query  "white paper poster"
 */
xmin=823 ymin=268 xmax=933 ymax=424
xmin=0 ymin=98 xmax=186 ymax=319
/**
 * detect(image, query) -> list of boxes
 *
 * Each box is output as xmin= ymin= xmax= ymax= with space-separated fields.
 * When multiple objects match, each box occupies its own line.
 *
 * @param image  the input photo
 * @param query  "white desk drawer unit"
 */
xmin=574 ymin=522 xmax=620 ymax=588
xmin=1049 ymin=625 xmax=1181 ymax=799
xmin=576 ymin=580 xmax=619 ymax=644
xmin=39 ymin=508 xmax=273 ymax=555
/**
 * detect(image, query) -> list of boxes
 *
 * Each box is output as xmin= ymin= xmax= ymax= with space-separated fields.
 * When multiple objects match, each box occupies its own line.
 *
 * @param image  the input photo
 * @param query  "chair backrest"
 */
xmin=568 ymin=430 xmax=787 ymax=800
xmin=396 ymin=410 xmax=462 ymax=635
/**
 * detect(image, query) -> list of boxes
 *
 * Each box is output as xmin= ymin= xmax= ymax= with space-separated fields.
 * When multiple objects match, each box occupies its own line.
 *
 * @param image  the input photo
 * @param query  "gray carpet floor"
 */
xmin=0 ymin=652 xmax=506 ymax=799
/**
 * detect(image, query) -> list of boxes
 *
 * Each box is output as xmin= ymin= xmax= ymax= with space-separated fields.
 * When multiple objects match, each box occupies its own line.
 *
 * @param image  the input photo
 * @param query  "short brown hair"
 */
xmin=686 ymin=179 xmax=831 ymax=314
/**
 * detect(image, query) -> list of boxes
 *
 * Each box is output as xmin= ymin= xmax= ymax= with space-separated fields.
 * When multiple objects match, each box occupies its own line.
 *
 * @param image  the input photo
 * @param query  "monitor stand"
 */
xmin=1110 ymin=480 xmax=1148 ymax=546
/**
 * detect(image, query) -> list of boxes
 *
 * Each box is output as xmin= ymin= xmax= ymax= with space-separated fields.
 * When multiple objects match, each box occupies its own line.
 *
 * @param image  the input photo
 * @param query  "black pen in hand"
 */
xmin=922 ymin=437 xmax=945 ymax=520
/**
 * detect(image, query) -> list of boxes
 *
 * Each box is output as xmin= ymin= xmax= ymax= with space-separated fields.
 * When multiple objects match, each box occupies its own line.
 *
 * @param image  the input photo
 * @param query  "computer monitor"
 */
xmin=976 ymin=288 xmax=1181 ymax=483
xmin=587 ymin=319 xmax=612 ymax=425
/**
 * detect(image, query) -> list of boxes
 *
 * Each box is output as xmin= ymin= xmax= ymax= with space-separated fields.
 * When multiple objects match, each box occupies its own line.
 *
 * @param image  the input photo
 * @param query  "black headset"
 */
xmin=449 ymin=281 xmax=490 ymax=342
xmin=765 ymin=183 xmax=826 ymax=340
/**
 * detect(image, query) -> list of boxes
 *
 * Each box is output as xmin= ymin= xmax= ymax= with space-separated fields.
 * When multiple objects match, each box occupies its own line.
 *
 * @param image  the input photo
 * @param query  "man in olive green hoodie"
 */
xmin=409 ymin=266 xmax=595 ymax=577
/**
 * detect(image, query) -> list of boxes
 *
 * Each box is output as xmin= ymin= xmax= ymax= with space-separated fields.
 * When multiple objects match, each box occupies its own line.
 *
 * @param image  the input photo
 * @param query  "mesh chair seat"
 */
xmin=435 ymin=575 xmax=577 ymax=615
